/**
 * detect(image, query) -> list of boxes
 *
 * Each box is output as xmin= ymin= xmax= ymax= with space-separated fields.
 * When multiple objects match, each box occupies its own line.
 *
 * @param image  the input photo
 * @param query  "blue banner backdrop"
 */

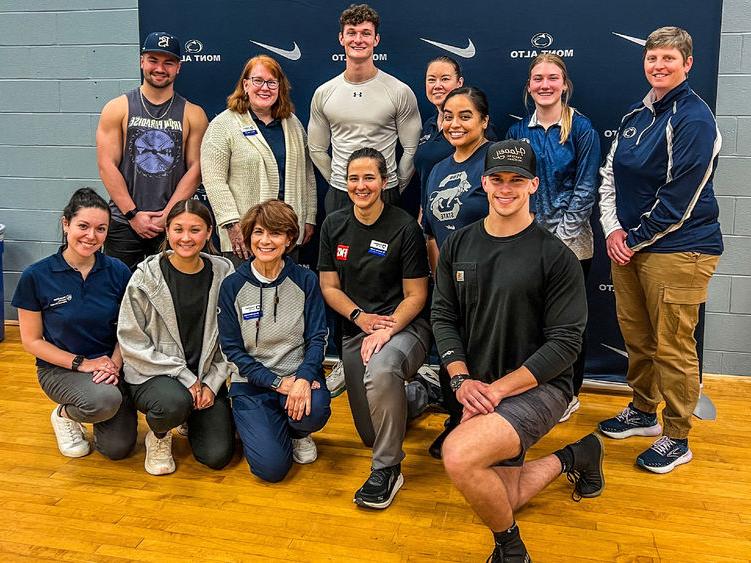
xmin=139 ymin=0 xmax=723 ymax=382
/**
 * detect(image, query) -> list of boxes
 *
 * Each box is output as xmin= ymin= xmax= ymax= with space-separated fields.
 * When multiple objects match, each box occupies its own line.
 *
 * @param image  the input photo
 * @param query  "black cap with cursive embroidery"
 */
xmin=483 ymin=139 xmax=537 ymax=179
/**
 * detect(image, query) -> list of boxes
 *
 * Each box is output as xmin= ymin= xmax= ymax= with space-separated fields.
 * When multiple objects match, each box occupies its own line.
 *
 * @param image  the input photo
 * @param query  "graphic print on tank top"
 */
xmin=128 ymin=121 xmax=181 ymax=177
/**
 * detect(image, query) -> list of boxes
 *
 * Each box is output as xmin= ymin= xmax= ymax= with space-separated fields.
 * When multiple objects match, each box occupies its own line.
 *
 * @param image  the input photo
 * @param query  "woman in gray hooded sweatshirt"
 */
xmin=118 ymin=199 xmax=235 ymax=475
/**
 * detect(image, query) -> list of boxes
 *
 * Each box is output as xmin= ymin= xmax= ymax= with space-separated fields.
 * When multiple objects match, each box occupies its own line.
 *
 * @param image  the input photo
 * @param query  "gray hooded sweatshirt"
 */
xmin=118 ymin=252 xmax=236 ymax=393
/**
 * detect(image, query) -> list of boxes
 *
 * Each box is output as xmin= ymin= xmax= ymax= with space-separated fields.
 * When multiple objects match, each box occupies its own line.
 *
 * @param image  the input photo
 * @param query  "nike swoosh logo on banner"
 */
xmin=419 ymin=37 xmax=476 ymax=58
xmin=612 ymin=32 xmax=647 ymax=46
xmin=601 ymin=343 xmax=629 ymax=358
xmin=249 ymin=40 xmax=301 ymax=60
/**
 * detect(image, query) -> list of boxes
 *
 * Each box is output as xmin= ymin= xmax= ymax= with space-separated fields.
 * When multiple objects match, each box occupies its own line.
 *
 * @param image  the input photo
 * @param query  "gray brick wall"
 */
xmin=706 ymin=0 xmax=751 ymax=375
xmin=0 ymin=2 xmax=139 ymax=323
xmin=1 ymin=2 xmax=749 ymax=375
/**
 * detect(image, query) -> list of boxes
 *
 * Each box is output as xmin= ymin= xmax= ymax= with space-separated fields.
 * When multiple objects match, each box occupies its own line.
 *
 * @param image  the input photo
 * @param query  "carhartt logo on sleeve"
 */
xmin=336 ymin=244 xmax=350 ymax=261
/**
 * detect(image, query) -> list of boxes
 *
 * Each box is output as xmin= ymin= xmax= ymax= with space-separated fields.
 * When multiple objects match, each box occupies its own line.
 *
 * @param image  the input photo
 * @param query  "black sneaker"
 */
xmin=354 ymin=464 xmax=404 ymax=509
xmin=564 ymin=433 xmax=605 ymax=501
xmin=487 ymin=527 xmax=531 ymax=563
xmin=428 ymin=419 xmax=457 ymax=460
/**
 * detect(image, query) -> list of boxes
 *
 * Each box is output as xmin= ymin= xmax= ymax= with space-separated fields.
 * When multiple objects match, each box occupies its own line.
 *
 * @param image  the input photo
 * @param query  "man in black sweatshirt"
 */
xmin=432 ymin=140 xmax=604 ymax=563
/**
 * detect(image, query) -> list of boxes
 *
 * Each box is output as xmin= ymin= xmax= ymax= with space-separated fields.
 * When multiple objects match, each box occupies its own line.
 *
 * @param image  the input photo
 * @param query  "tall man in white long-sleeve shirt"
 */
xmin=308 ymin=3 xmax=422 ymax=214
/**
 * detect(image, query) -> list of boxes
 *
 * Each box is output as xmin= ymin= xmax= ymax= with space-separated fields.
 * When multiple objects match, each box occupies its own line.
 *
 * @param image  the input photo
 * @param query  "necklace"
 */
xmin=140 ymin=89 xmax=175 ymax=120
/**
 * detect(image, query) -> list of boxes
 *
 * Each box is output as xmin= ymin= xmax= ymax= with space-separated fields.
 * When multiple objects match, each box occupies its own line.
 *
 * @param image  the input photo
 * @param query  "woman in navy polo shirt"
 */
xmin=507 ymin=53 xmax=601 ymax=422
xmin=12 ymin=188 xmax=137 ymax=460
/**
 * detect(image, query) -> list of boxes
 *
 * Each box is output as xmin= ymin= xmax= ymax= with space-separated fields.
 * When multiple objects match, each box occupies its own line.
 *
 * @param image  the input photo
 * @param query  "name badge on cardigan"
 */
xmin=241 ymin=125 xmax=258 ymax=136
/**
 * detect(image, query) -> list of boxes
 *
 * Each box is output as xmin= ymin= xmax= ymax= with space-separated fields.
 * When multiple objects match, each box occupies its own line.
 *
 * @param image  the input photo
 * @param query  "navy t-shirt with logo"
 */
xmin=318 ymin=204 xmax=430 ymax=336
xmin=12 ymin=249 xmax=132 ymax=367
xmin=422 ymin=142 xmax=490 ymax=248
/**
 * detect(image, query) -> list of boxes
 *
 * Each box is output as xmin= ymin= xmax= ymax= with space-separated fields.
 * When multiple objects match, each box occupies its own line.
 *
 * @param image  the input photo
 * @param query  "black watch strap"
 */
xmin=270 ymin=375 xmax=283 ymax=389
xmin=349 ymin=308 xmax=362 ymax=322
xmin=449 ymin=374 xmax=470 ymax=392
xmin=124 ymin=207 xmax=139 ymax=220
xmin=71 ymin=355 xmax=85 ymax=371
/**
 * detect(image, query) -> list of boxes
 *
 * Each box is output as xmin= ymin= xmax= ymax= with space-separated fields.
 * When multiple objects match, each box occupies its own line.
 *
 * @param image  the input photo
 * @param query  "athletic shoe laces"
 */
xmin=153 ymin=435 xmax=172 ymax=459
xmin=367 ymin=468 xmax=390 ymax=487
xmin=566 ymin=470 xmax=586 ymax=502
xmin=650 ymin=436 xmax=678 ymax=456
xmin=615 ymin=406 xmax=639 ymax=424
xmin=61 ymin=417 xmax=84 ymax=442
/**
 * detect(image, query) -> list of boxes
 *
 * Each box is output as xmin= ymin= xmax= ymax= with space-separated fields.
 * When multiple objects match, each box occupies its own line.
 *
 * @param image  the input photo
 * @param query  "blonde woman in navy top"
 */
xmin=507 ymin=53 xmax=601 ymax=421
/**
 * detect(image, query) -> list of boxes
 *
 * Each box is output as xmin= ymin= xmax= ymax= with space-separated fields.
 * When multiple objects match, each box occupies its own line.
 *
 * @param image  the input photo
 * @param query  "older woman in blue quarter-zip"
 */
xmin=507 ymin=53 xmax=600 ymax=422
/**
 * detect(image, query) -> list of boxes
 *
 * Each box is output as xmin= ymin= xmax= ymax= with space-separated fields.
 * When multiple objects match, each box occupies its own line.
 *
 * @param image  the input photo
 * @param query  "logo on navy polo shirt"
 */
xmin=623 ymin=127 xmax=637 ymax=139
xmin=50 ymin=294 xmax=73 ymax=307
xmin=336 ymin=244 xmax=350 ymax=261
xmin=368 ymin=240 xmax=388 ymax=257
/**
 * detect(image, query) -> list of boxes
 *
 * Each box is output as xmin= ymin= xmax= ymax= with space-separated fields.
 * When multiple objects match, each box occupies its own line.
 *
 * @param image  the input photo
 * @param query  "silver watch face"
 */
xmin=450 ymin=376 xmax=465 ymax=391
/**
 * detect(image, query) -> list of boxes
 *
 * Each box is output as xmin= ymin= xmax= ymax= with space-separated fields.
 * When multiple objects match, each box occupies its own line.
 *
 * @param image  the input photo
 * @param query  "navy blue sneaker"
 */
xmin=598 ymin=403 xmax=662 ymax=439
xmin=636 ymin=436 xmax=692 ymax=474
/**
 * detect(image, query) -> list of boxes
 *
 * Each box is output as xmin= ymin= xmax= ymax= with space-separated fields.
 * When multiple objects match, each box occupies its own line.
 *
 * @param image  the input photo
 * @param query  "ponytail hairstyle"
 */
xmin=61 ymin=187 xmax=110 ymax=247
xmin=160 ymin=199 xmax=219 ymax=255
xmin=524 ymin=53 xmax=574 ymax=144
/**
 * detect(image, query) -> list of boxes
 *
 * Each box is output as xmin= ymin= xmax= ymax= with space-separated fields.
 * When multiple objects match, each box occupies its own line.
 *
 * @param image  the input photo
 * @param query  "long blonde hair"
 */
xmin=524 ymin=53 xmax=574 ymax=144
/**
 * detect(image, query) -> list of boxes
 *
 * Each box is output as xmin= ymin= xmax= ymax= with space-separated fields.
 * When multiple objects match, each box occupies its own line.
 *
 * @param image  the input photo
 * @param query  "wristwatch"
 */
xmin=349 ymin=308 xmax=363 ymax=322
xmin=270 ymin=375 xmax=283 ymax=389
xmin=449 ymin=374 xmax=470 ymax=392
xmin=124 ymin=207 xmax=139 ymax=220
xmin=71 ymin=355 xmax=85 ymax=371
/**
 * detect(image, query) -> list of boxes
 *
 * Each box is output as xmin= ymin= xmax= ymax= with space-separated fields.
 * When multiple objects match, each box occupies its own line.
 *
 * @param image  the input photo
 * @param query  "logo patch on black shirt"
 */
xmin=336 ymin=244 xmax=350 ymax=261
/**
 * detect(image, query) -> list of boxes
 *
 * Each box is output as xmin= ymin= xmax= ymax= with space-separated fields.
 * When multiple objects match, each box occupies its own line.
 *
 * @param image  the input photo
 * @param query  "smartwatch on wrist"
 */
xmin=71 ymin=355 xmax=85 ymax=371
xmin=349 ymin=308 xmax=363 ymax=322
xmin=449 ymin=374 xmax=470 ymax=392
xmin=124 ymin=207 xmax=139 ymax=220
xmin=270 ymin=375 xmax=283 ymax=389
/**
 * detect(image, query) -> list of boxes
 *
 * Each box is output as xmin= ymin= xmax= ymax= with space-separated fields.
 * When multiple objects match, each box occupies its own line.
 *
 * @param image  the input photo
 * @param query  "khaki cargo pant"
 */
xmin=611 ymin=251 xmax=719 ymax=439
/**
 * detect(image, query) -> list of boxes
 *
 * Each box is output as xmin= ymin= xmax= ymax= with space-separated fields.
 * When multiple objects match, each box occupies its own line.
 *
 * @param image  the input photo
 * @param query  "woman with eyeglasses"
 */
xmin=202 ymin=55 xmax=317 ymax=265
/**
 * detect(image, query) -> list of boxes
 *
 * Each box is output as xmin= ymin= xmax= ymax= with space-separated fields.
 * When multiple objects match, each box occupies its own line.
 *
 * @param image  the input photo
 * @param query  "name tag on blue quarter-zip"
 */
xmin=242 ymin=304 xmax=262 ymax=320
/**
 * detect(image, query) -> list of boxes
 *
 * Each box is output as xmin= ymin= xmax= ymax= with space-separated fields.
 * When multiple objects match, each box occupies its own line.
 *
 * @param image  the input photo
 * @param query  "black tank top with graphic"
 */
xmin=111 ymin=88 xmax=187 ymax=222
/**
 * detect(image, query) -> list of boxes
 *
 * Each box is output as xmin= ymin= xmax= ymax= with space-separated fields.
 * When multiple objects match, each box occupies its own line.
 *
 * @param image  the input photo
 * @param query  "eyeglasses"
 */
xmin=247 ymin=76 xmax=279 ymax=90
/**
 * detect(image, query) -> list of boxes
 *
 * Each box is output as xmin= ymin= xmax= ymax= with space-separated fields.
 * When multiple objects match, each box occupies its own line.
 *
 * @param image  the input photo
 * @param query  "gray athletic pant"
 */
xmin=341 ymin=317 xmax=430 ymax=469
xmin=37 ymin=365 xmax=138 ymax=460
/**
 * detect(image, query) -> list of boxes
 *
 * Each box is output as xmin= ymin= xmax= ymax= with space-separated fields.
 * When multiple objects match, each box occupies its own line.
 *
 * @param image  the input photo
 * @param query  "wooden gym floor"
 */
xmin=0 ymin=325 xmax=750 ymax=562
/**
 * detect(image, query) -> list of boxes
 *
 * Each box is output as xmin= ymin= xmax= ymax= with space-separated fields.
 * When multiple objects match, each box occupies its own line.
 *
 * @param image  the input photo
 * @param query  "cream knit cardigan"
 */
xmin=200 ymin=109 xmax=317 ymax=252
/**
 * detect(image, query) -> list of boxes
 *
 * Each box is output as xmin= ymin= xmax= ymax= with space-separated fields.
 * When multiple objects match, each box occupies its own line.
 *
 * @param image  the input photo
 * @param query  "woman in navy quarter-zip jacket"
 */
xmin=507 ymin=53 xmax=601 ymax=422
xmin=597 ymin=27 xmax=723 ymax=475
xmin=218 ymin=200 xmax=330 ymax=483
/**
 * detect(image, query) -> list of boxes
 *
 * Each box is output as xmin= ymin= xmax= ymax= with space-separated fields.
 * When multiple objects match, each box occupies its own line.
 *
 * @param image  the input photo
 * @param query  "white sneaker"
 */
xmin=559 ymin=396 xmax=581 ymax=423
xmin=175 ymin=422 xmax=189 ymax=437
xmin=292 ymin=435 xmax=318 ymax=464
xmin=326 ymin=360 xmax=346 ymax=398
xmin=50 ymin=406 xmax=90 ymax=458
xmin=144 ymin=430 xmax=175 ymax=475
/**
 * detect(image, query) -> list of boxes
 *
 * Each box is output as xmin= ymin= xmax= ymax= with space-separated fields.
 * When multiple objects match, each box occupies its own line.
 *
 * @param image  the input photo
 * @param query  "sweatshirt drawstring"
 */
xmin=274 ymin=285 xmax=279 ymax=322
